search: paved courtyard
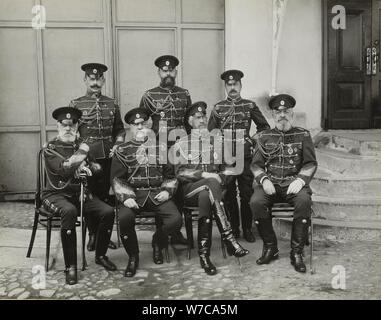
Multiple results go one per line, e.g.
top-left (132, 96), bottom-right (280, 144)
top-left (0, 201), bottom-right (380, 300)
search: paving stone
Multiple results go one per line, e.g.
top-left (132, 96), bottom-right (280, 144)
top-left (39, 289), bottom-right (56, 298)
top-left (8, 288), bottom-right (24, 298)
top-left (96, 288), bottom-right (121, 297)
top-left (7, 282), bottom-right (19, 291)
top-left (0, 287), bottom-right (7, 296)
top-left (17, 291), bottom-right (30, 300)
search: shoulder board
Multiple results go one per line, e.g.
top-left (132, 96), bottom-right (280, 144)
top-left (293, 126), bottom-right (310, 135)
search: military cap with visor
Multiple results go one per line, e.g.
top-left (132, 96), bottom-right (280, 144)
top-left (124, 107), bottom-right (150, 125)
top-left (268, 94), bottom-right (296, 111)
top-left (52, 106), bottom-right (82, 123)
top-left (154, 55), bottom-right (179, 71)
top-left (220, 69), bottom-right (244, 83)
top-left (81, 63), bottom-right (108, 77)
top-left (185, 101), bottom-right (207, 123)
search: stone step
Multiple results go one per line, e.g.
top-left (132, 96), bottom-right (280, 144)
top-left (311, 168), bottom-right (381, 197)
top-left (314, 130), bottom-right (381, 156)
top-left (315, 148), bottom-right (381, 176)
top-left (311, 195), bottom-right (381, 222)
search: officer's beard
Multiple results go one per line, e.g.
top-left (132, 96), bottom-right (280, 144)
top-left (276, 118), bottom-right (292, 132)
top-left (58, 131), bottom-right (77, 143)
top-left (160, 76), bottom-right (175, 88)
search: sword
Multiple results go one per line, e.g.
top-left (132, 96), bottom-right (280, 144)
top-left (79, 173), bottom-right (88, 271)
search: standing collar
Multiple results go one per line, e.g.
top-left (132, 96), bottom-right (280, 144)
top-left (226, 96), bottom-right (242, 103)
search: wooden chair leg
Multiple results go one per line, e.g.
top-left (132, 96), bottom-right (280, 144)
top-left (310, 217), bottom-right (314, 274)
top-left (221, 236), bottom-right (226, 259)
top-left (26, 211), bottom-right (40, 258)
top-left (45, 218), bottom-right (52, 272)
top-left (115, 209), bottom-right (121, 248)
top-left (183, 209), bottom-right (193, 260)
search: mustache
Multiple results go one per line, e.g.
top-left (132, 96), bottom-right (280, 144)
top-left (229, 90), bottom-right (238, 94)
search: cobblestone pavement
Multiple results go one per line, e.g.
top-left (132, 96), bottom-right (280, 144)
top-left (0, 201), bottom-right (380, 300)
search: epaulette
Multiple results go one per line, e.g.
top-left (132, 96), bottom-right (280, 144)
top-left (293, 126), bottom-right (310, 136)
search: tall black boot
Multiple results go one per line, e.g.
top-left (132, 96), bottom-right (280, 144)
top-left (254, 218), bottom-right (279, 265)
top-left (198, 217), bottom-right (217, 275)
top-left (120, 233), bottom-right (139, 277)
top-left (61, 229), bottom-right (77, 285)
top-left (152, 231), bottom-right (167, 264)
top-left (95, 224), bottom-right (117, 271)
top-left (212, 200), bottom-right (249, 258)
top-left (225, 197), bottom-right (240, 238)
top-left (290, 218), bottom-right (309, 273)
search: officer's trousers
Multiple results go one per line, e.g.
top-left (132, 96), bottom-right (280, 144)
top-left (183, 178), bottom-right (223, 219)
top-left (250, 184), bottom-right (313, 219)
top-left (42, 193), bottom-right (115, 230)
top-left (225, 158), bottom-right (254, 230)
top-left (118, 198), bottom-right (182, 254)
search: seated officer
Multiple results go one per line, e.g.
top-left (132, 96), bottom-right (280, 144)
top-left (41, 107), bottom-right (117, 285)
top-left (250, 94), bottom-right (318, 273)
top-left (110, 108), bottom-right (182, 277)
top-left (174, 102), bottom-right (249, 276)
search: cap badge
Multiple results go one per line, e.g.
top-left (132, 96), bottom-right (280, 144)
top-left (136, 113), bottom-right (140, 119)
top-left (93, 69), bottom-right (97, 74)
top-left (66, 113), bottom-right (71, 119)
top-left (165, 60), bottom-right (170, 66)
top-left (229, 75), bottom-right (233, 80)
top-left (280, 100), bottom-right (285, 105)
top-left (198, 107), bottom-right (203, 112)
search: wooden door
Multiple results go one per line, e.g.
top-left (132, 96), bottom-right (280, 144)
top-left (371, 0), bottom-right (381, 127)
top-left (326, 0), bottom-right (372, 129)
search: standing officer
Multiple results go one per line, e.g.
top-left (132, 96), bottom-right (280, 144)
top-left (70, 63), bottom-right (125, 250)
top-left (139, 55), bottom-right (192, 245)
top-left (175, 102), bottom-right (249, 276)
top-left (208, 70), bottom-right (270, 242)
top-left (110, 108), bottom-right (182, 277)
top-left (250, 94), bottom-right (317, 273)
top-left (41, 107), bottom-right (117, 285)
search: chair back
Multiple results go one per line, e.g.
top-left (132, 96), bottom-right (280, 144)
top-left (35, 148), bottom-right (46, 210)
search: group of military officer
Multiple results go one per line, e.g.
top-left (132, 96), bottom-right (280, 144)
top-left (40, 54), bottom-right (317, 285)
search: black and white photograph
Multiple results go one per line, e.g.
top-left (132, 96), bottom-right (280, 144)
top-left (0, 0), bottom-right (380, 305)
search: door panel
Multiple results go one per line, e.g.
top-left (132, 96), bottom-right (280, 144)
top-left (42, 28), bottom-right (105, 125)
top-left (0, 28), bottom-right (39, 126)
top-left (371, 0), bottom-right (381, 127)
top-left (182, 29), bottom-right (225, 112)
top-left (115, 29), bottom-right (175, 115)
top-left (327, 0), bottom-right (372, 129)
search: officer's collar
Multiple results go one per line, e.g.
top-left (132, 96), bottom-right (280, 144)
top-left (227, 96), bottom-right (242, 103)
top-left (86, 91), bottom-right (102, 99)
top-left (131, 135), bottom-right (149, 145)
top-left (274, 125), bottom-right (294, 134)
top-left (158, 84), bottom-right (176, 91)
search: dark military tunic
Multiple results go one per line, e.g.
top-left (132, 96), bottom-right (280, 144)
top-left (250, 127), bottom-right (318, 219)
top-left (41, 137), bottom-right (115, 237)
top-left (208, 96), bottom-right (270, 158)
top-left (70, 93), bottom-right (125, 202)
top-left (139, 86), bottom-right (192, 135)
top-left (70, 94), bottom-right (125, 160)
top-left (208, 96), bottom-right (270, 231)
top-left (110, 138), bottom-right (182, 253)
top-left (174, 132), bottom-right (230, 218)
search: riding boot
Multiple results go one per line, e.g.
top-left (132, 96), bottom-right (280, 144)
top-left (198, 217), bottom-right (217, 275)
top-left (61, 229), bottom-right (77, 285)
top-left (212, 200), bottom-right (249, 258)
top-left (152, 231), bottom-right (167, 264)
top-left (254, 218), bottom-right (279, 265)
top-left (225, 197), bottom-right (240, 238)
top-left (95, 225), bottom-right (117, 271)
top-left (120, 233), bottom-right (139, 277)
top-left (290, 218), bottom-right (309, 273)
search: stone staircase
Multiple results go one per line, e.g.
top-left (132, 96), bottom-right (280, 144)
top-left (278, 130), bottom-right (381, 241)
